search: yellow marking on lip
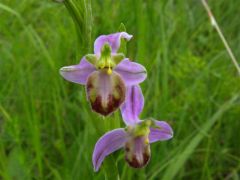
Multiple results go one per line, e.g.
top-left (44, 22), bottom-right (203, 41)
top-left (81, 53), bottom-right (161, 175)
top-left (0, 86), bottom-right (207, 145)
top-left (107, 66), bottom-right (112, 75)
top-left (145, 138), bottom-right (149, 145)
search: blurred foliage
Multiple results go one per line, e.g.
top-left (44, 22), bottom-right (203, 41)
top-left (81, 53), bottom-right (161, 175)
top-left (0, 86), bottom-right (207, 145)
top-left (0, 0), bottom-right (240, 179)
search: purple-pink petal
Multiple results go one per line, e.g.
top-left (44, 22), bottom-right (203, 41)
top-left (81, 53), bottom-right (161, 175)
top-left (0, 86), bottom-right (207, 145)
top-left (60, 57), bottom-right (96, 85)
top-left (149, 120), bottom-right (173, 143)
top-left (92, 128), bottom-right (127, 172)
top-left (94, 32), bottom-right (133, 54)
top-left (121, 85), bottom-right (143, 125)
top-left (114, 59), bottom-right (147, 86)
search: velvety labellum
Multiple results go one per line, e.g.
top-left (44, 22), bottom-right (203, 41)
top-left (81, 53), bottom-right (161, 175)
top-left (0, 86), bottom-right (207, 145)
top-left (86, 70), bottom-right (126, 116)
top-left (125, 136), bottom-right (151, 168)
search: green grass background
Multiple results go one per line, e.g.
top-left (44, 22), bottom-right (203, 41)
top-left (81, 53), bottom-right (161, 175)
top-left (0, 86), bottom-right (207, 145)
top-left (0, 0), bottom-right (240, 179)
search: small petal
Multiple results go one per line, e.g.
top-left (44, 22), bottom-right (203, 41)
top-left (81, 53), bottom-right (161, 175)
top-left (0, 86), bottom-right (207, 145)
top-left (94, 32), bottom-right (133, 54)
top-left (121, 85), bottom-right (143, 125)
top-left (93, 128), bottom-right (127, 172)
top-left (149, 121), bottom-right (173, 143)
top-left (125, 136), bottom-right (150, 168)
top-left (86, 70), bottom-right (126, 116)
top-left (112, 53), bottom-right (125, 64)
top-left (114, 59), bottom-right (147, 86)
top-left (60, 57), bottom-right (96, 85)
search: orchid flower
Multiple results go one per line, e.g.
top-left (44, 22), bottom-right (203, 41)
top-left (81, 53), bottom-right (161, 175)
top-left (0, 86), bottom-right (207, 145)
top-left (60, 32), bottom-right (147, 116)
top-left (92, 85), bottom-right (173, 171)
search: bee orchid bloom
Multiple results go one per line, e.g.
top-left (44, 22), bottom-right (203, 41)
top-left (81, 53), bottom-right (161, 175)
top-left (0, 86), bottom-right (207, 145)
top-left (60, 32), bottom-right (147, 116)
top-left (92, 86), bottom-right (173, 171)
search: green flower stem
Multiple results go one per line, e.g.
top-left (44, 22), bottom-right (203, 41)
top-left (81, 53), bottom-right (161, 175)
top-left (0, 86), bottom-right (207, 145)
top-left (63, 0), bottom-right (92, 56)
top-left (102, 115), bottom-right (121, 179)
top-left (103, 155), bottom-right (120, 180)
top-left (97, 27), bottom-right (127, 176)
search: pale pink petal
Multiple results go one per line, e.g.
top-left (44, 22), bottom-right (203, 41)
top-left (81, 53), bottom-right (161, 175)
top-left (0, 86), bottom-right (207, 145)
top-left (92, 128), bottom-right (127, 172)
top-left (60, 57), bottom-right (96, 85)
top-left (94, 32), bottom-right (132, 54)
top-left (121, 85), bottom-right (143, 125)
top-left (149, 121), bottom-right (173, 143)
top-left (114, 59), bottom-right (147, 86)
